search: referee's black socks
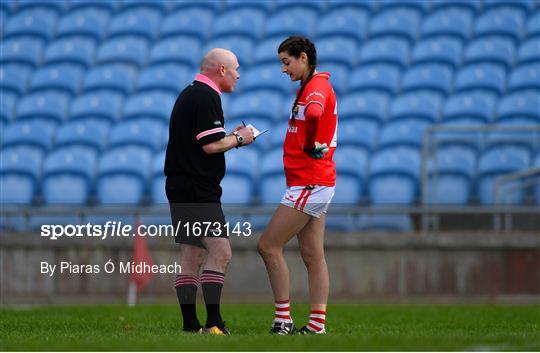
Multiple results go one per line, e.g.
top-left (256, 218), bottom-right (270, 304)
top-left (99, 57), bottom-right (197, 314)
top-left (201, 270), bottom-right (225, 328)
top-left (175, 274), bottom-right (201, 331)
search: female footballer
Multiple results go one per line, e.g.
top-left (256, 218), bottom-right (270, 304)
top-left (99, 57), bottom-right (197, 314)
top-left (257, 36), bottom-right (337, 335)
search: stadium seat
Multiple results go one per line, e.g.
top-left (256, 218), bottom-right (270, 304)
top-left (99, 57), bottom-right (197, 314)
top-left (526, 10), bottom-right (540, 38)
top-left (150, 149), bottom-right (166, 204)
top-left (401, 63), bottom-right (453, 96)
top-left (430, 0), bottom-right (481, 14)
top-left (359, 37), bottom-right (410, 69)
top-left (265, 8), bottom-right (317, 40)
top-left (333, 146), bottom-right (369, 204)
top-left (327, 0), bottom-right (378, 12)
top-left (443, 91), bottom-right (497, 124)
top-left (212, 8), bottom-right (265, 41)
top-left (317, 37), bottom-right (357, 68)
top-left (109, 119), bottom-right (163, 153)
top-left (379, 119), bottom-right (430, 149)
top-left (317, 63), bottom-right (348, 96)
top-left (54, 120), bottom-right (109, 154)
top-left (496, 90), bottom-right (540, 123)
top-left (357, 214), bottom-right (413, 232)
top-left (122, 91), bottom-right (176, 124)
top-left (225, 0), bottom-right (274, 12)
top-left (0, 63), bottom-right (31, 96)
top-left (339, 119), bottom-right (379, 152)
top-left (411, 37), bottom-right (463, 69)
top-left (0, 8), bottom-right (6, 37)
top-left (368, 8), bottom-right (421, 44)
top-left (421, 8), bottom-right (473, 42)
top-left (486, 120), bottom-right (540, 152)
top-left (508, 63), bottom-right (540, 91)
top-left (28, 64), bottom-right (84, 96)
top-left (483, 0), bottom-right (536, 13)
top-left (1, 120), bottom-right (54, 154)
top-left (0, 92), bottom-right (17, 123)
top-left (325, 214), bottom-right (358, 232)
top-left (108, 8), bottom-right (161, 41)
top-left (318, 7), bottom-right (368, 41)
top-left (0, 37), bottom-right (44, 68)
top-left (475, 8), bottom-right (525, 43)
top-left (120, 0), bottom-right (170, 12)
top-left (368, 146), bottom-right (421, 204)
top-left (455, 64), bottom-right (507, 96)
top-left (44, 37), bottom-right (96, 68)
top-left (69, 91), bottom-right (124, 123)
top-left (83, 64), bottom-right (137, 95)
top-left (96, 148), bottom-right (151, 204)
top-left (0, 148), bottom-right (41, 204)
top-left (203, 36), bottom-right (254, 67)
top-left (536, 152), bottom-right (540, 204)
top-left (68, 0), bottom-right (119, 12)
top-left (477, 146), bottom-right (532, 204)
top-left (96, 36), bottom-right (148, 68)
top-left (389, 91), bottom-right (443, 123)
top-left (221, 148), bottom-right (259, 204)
top-left (267, 121), bottom-right (289, 150)
top-left (464, 36), bottom-right (515, 70)
top-left (349, 64), bottom-right (400, 95)
top-left (274, 0), bottom-right (326, 12)
top-left (254, 37), bottom-right (285, 65)
top-left (41, 149), bottom-right (96, 204)
top-left (340, 91), bottom-right (389, 124)
top-left (260, 149), bottom-right (286, 204)
top-left (517, 37), bottom-right (540, 64)
top-left (379, 0), bottom-right (430, 13)
top-left (15, 0), bottom-right (67, 13)
top-left (169, 0), bottom-right (222, 12)
top-left (16, 91), bottom-right (70, 125)
top-left (160, 8), bottom-right (213, 41)
top-left (230, 90), bottom-right (283, 123)
top-left (4, 8), bottom-right (57, 41)
top-left (148, 36), bottom-right (201, 67)
top-left (56, 8), bottom-right (110, 41)
top-left (239, 63), bottom-right (294, 96)
top-left (136, 64), bottom-right (191, 94)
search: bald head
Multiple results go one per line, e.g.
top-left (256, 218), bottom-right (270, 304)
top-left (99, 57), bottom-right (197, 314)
top-left (200, 48), bottom-right (240, 93)
top-left (201, 48), bottom-right (237, 73)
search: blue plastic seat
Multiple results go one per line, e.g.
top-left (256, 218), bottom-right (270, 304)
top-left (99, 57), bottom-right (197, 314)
top-left (464, 36), bottom-right (515, 70)
top-left (150, 149), bottom-right (166, 204)
top-left (379, 0), bottom-right (430, 13)
top-left (483, 0), bottom-right (536, 13)
top-left (359, 37), bottom-right (410, 69)
top-left (15, 0), bottom-right (67, 13)
top-left (254, 37), bottom-right (284, 65)
top-left (508, 63), bottom-right (540, 92)
top-left (443, 91), bottom-right (497, 124)
top-left (0, 64), bottom-right (31, 96)
top-left (349, 64), bottom-right (400, 95)
top-left (267, 121), bottom-right (289, 150)
top-left (401, 63), bottom-right (453, 96)
top-left (325, 214), bottom-right (358, 232)
top-left (368, 146), bottom-right (421, 204)
top-left (4, 8), bottom-right (57, 42)
top-left (44, 37), bottom-right (96, 68)
top-left (379, 119), bottom-right (430, 149)
top-left (477, 146), bottom-right (532, 204)
top-left (54, 120), bottom-right (109, 154)
top-left (412, 37), bottom-right (463, 69)
top-left (68, 0), bottom-right (118, 12)
top-left (123, 91), bottom-right (176, 124)
top-left (203, 36), bottom-right (254, 67)
top-left (536, 152), bottom-right (540, 204)
top-left (83, 64), bottom-right (137, 95)
top-left (2, 120), bottom-right (54, 154)
top-left (318, 7), bottom-right (368, 41)
top-left (149, 36), bottom-right (201, 67)
top-left (230, 90), bottom-right (283, 123)
top-left (16, 91), bottom-right (70, 125)
top-left (260, 149), bottom-right (286, 204)
top-left (527, 10), bottom-right (540, 38)
top-left (0, 8), bottom-right (6, 37)
top-left (265, 8), bottom-right (317, 39)
top-left (357, 214), bottom-right (413, 232)
top-left (169, 0), bottom-right (222, 12)
top-left (96, 148), bottom-right (151, 204)
top-left (327, 0), bottom-right (378, 12)
top-left (239, 63), bottom-right (294, 96)
top-left (317, 37), bottom-right (357, 68)
top-left (430, 0), bottom-right (481, 14)
top-left (275, 0), bottom-right (325, 12)
top-left (340, 91), bottom-right (389, 124)
top-left (421, 8), bottom-right (473, 42)
top-left (96, 36), bottom-right (148, 68)
top-left (160, 8), bottom-right (213, 41)
top-left (137, 64), bottom-right (191, 94)
top-left (318, 63), bottom-right (348, 96)
top-left (212, 8), bottom-right (265, 41)
top-left (496, 90), bottom-right (540, 123)
top-left (339, 119), bottom-right (379, 152)
top-left (109, 119), bottom-right (163, 154)
top-left (108, 8), bottom-right (161, 41)
top-left (120, 0), bottom-right (170, 12)
top-left (225, 0), bottom-right (274, 12)
top-left (56, 8), bottom-right (110, 42)
top-left (486, 120), bottom-right (540, 152)
top-left (455, 63), bottom-right (507, 96)
top-left (28, 64), bottom-right (84, 96)
top-left (369, 8), bottom-right (421, 44)
top-left (333, 146), bottom-right (368, 204)
top-left (41, 149), bottom-right (96, 204)
top-left (475, 8), bottom-right (525, 43)
top-left (0, 148), bottom-right (41, 204)
top-left (518, 37), bottom-right (540, 64)
top-left (0, 37), bottom-right (44, 68)
top-left (70, 91), bottom-right (124, 123)
top-left (389, 91), bottom-right (443, 123)
top-left (0, 92), bottom-right (17, 123)
top-left (221, 148), bottom-right (259, 204)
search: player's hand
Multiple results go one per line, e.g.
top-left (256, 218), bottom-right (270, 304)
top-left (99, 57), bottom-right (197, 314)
top-left (237, 126), bottom-right (255, 145)
top-left (304, 142), bottom-right (329, 159)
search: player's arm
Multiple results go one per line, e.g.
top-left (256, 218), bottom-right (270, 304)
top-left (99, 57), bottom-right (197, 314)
top-left (303, 103), bottom-right (323, 150)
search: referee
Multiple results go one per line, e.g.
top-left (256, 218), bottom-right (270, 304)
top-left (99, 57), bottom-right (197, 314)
top-left (164, 48), bottom-right (254, 335)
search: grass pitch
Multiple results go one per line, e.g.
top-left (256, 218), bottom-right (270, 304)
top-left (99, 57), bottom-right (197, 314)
top-left (1, 304), bottom-right (539, 351)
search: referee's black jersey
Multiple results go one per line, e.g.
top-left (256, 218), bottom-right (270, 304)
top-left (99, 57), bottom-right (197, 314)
top-left (164, 80), bottom-right (227, 183)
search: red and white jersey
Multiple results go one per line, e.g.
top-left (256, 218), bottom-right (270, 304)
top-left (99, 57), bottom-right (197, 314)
top-left (283, 72), bottom-right (337, 187)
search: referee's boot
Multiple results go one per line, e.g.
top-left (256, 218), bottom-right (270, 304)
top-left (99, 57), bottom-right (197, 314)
top-left (183, 321), bottom-right (203, 334)
top-left (298, 325), bottom-right (326, 335)
top-left (269, 320), bottom-right (295, 335)
top-left (204, 321), bottom-right (230, 335)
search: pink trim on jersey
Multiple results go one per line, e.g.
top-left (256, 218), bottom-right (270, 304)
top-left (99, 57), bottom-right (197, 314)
top-left (196, 127), bottom-right (226, 140)
top-left (194, 73), bottom-right (221, 95)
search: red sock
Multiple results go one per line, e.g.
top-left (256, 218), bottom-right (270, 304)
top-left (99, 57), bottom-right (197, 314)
top-left (274, 299), bottom-right (292, 323)
top-left (307, 310), bottom-right (326, 332)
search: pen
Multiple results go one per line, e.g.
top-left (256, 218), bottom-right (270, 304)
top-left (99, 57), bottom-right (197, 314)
top-left (242, 120), bottom-right (246, 127)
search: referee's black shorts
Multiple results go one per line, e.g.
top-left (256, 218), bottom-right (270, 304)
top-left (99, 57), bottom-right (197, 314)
top-left (165, 174), bottom-right (227, 248)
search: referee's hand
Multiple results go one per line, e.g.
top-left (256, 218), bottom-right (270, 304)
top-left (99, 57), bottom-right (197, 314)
top-left (237, 126), bottom-right (255, 145)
